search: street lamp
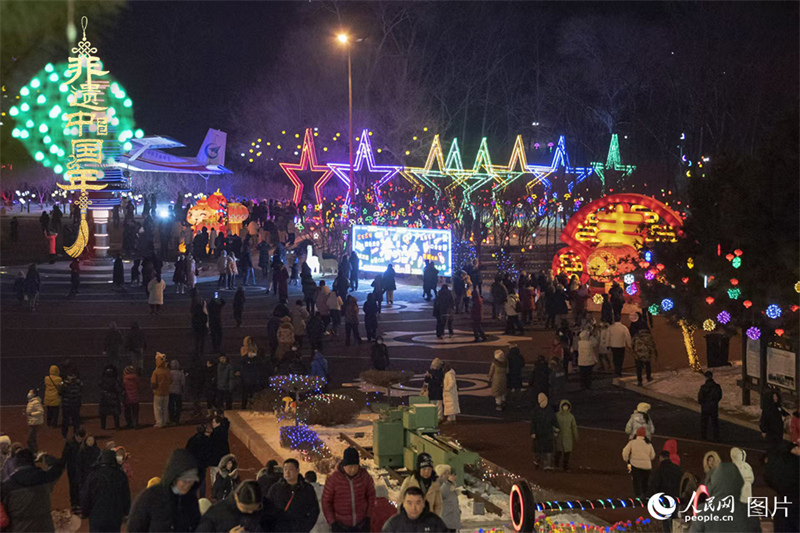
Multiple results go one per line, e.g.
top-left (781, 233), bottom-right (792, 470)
top-left (337, 33), bottom-right (355, 209)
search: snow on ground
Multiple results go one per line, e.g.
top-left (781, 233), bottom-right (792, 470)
top-left (643, 361), bottom-right (763, 424)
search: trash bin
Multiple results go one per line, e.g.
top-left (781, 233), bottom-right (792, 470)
top-left (705, 333), bottom-right (731, 367)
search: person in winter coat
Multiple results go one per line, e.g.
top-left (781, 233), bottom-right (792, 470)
top-left (697, 371), bottom-right (722, 442)
top-left (215, 355), bottom-right (235, 410)
top-left (382, 264), bottom-right (397, 305)
top-left (398, 453), bottom-right (443, 517)
top-left (60, 371), bottom-right (83, 438)
top-left (452, 269), bottom-right (466, 314)
top-left (292, 300), bottom-right (310, 347)
top-left (197, 480), bottom-right (267, 533)
top-left (127, 449), bottom-right (201, 533)
top-left (233, 287), bottom-right (246, 327)
top-left (316, 281), bottom-right (332, 328)
top-left (424, 359), bottom-right (446, 420)
top-left (470, 292), bottom-right (487, 342)
top-left (186, 424), bottom-right (214, 498)
top-left (690, 463), bottom-right (759, 533)
top-left (43, 365), bottom-right (62, 427)
top-left (307, 312), bottom-right (326, 353)
top-left (77, 435), bottom-right (101, 490)
top-left (555, 399), bottom-right (578, 471)
top-left (577, 328), bottom-right (599, 390)
top-left (431, 466), bottom-right (459, 531)
top-left (147, 274), bottom-right (166, 314)
top-left (433, 285), bottom-right (454, 339)
top-left (349, 252), bottom-right (360, 291)
top-left (333, 270), bottom-right (350, 300)
top-left (209, 414), bottom-right (231, 483)
top-left (240, 338), bottom-right (267, 409)
top-left (173, 255), bottom-right (188, 294)
top-left (0, 448), bottom-right (64, 532)
top-left (303, 471), bottom-right (328, 533)
top-left (80, 449), bottom-right (131, 532)
top-left (207, 295), bottom-right (226, 353)
top-left (528, 355), bottom-right (550, 401)
top-left (23, 264), bottom-right (41, 311)
top-left (257, 460), bottom-right (282, 498)
top-left (504, 290), bottom-right (525, 335)
top-left (344, 295), bottom-right (362, 346)
top-left (211, 454), bottom-right (240, 503)
top-left (647, 451), bottom-right (683, 532)
top-left (103, 322), bottom-right (125, 372)
top-left (363, 293), bottom-right (379, 341)
top-left (267, 458), bottom-right (320, 532)
top-left (61, 428), bottom-right (85, 510)
top-left (277, 316), bottom-right (296, 360)
top-left (625, 403), bottom-right (655, 440)
top-left (422, 260), bottom-right (439, 301)
top-left (506, 345), bottom-right (524, 393)
top-left (98, 365), bottom-right (122, 430)
top-left (226, 252), bottom-right (239, 290)
top-left (630, 313), bottom-right (657, 385)
top-left (622, 427), bottom-right (655, 498)
top-left (191, 297), bottom-right (209, 359)
top-left (442, 363), bottom-right (460, 423)
top-left (760, 389), bottom-right (789, 452)
top-left (371, 337), bottom-right (390, 370)
top-left (169, 360), bottom-right (187, 424)
top-left (276, 262), bottom-right (290, 300)
top-left (186, 255), bottom-right (197, 291)
top-left (321, 447), bottom-right (376, 531)
top-left (607, 319), bottom-right (631, 376)
top-left (122, 365), bottom-right (141, 429)
top-left (25, 390), bottom-right (44, 453)
top-left (125, 321), bottom-right (147, 374)
top-left (369, 485), bottom-right (396, 533)
top-left (382, 486), bottom-right (448, 533)
top-left (531, 393), bottom-right (558, 469)
top-left (151, 352), bottom-right (172, 428)
top-left (730, 447), bottom-right (754, 503)
top-left (764, 442), bottom-right (800, 533)
top-left (702, 450), bottom-right (722, 484)
top-left (371, 275), bottom-right (384, 314)
top-left (311, 350), bottom-right (329, 380)
top-left (662, 439), bottom-right (680, 466)
top-left (488, 350), bottom-right (508, 411)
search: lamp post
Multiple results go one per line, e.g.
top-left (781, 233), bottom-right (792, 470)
top-left (338, 33), bottom-right (355, 210)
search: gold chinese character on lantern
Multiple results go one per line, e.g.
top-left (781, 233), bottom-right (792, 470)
top-left (67, 139), bottom-right (104, 168)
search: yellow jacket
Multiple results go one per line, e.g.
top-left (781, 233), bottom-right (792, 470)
top-left (44, 366), bottom-right (63, 406)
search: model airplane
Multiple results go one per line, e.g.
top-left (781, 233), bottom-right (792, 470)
top-left (116, 128), bottom-right (232, 177)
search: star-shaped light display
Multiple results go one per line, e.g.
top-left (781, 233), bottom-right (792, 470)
top-left (279, 128), bottom-right (334, 205)
top-left (404, 135), bottom-right (466, 199)
top-left (327, 129), bottom-right (402, 207)
top-left (590, 134), bottom-right (636, 193)
top-left (526, 135), bottom-right (594, 194)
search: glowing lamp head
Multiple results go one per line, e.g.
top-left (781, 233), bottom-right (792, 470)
top-left (717, 311), bottom-right (731, 324)
top-left (774, 329), bottom-right (785, 337)
top-left (703, 319), bottom-right (716, 332)
top-left (743, 300), bottom-right (753, 309)
top-left (661, 298), bottom-right (674, 312)
top-left (705, 297), bottom-right (715, 305)
top-left (337, 33), bottom-right (349, 44)
top-left (765, 304), bottom-right (781, 319)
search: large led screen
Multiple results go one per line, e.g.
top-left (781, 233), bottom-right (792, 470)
top-left (351, 225), bottom-right (452, 277)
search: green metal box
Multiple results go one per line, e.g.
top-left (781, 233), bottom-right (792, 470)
top-left (402, 404), bottom-right (439, 432)
top-left (372, 419), bottom-right (404, 468)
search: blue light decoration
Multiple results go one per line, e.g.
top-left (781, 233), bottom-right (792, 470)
top-left (765, 304), bottom-right (782, 319)
top-left (351, 224), bottom-right (452, 276)
top-left (644, 250), bottom-right (653, 262)
top-left (279, 425), bottom-right (331, 461)
top-left (661, 298), bottom-right (674, 312)
top-left (746, 327), bottom-right (761, 340)
top-left (525, 135), bottom-right (594, 194)
top-left (327, 128), bottom-right (402, 207)
top-left (717, 311), bottom-right (731, 324)
top-left (623, 273), bottom-right (635, 285)
top-left (626, 283), bottom-right (638, 295)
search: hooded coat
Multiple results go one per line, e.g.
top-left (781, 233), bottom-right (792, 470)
top-left (555, 400), bottom-right (578, 453)
top-left (625, 407), bottom-right (655, 440)
top-left (622, 436), bottom-right (655, 470)
top-left (531, 394), bottom-right (558, 453)
top-left (321, 461), bottom-right (376, 527)
top-left (80, 449), bottom-right (131, 527)
top-left (25, 394), bottom-right (44, 426)
top-left (277, 317), bottom-right (296, 345)
top-left (211, 454), bottom-right (240, 503)
top-left (150, 353), bottom-right (171, 397)
top-left (169, 360), bottom-right (186, 395)
top-left (662, 439), bottom-right (680, 466)
top-left (147, 278), bottom-right (166, 305)
top-left (398, 471), bottom-right (442, 517)
top-left (424, 364), bottom-right (444, 401)
top-left (43, 366), bottom-right (62, 407)
top-left (127, 449), bottom-right (201, 533)
top-left (443, 368), bottom-right (460, 417)
top-left (730, 448), bottom-right (754, 502)
top-left (77, 438), bottom-right (101, 486)
top-left (0, 455), bottom-right (65, 532)
top-left (689, 463), bottom-right (759, 533)
top-left (488, 353), bottom-right (508, 397)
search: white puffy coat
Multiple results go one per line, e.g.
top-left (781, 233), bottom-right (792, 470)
top-left (443, 368), bottom-right (461, 416)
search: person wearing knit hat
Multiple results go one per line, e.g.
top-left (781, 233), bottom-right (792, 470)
top-left (622, 425), bottom-right (656, 498)
top-left (434, 464), bottom-right (461, 530)
top-left (625, 402), bottom-right (655, 441)
top-left (398, 453), bottom-right (443, 517)
top-left (321, 447), bottom-right (375, 530)
top-left (488, 350), bottom-right (508, 411)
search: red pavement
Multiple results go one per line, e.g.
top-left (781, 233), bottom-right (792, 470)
top-left (0, 404), bottom-right (264, 533)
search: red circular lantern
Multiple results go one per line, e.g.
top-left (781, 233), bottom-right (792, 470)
top-left (730, 278), bottom-right (739, 286)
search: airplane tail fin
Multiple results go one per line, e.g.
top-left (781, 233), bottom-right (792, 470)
top-left (196, 129), bottom-right (227, 167)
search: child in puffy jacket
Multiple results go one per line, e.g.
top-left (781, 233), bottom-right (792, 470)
top-left (26, 389), bottom-right (44, 453)
top-left (122, 366), bottom-right (141, 429)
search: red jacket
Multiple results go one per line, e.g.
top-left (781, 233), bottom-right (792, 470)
top-left (369, 498), bottom-right (397, 532)
top-left (322, 463), bottom-right (376, 527)
top-left (122, 372), bottom-right (140, 404)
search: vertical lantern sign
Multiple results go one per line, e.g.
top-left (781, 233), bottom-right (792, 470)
top-left (58, 17), bottom-right (119, 257)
